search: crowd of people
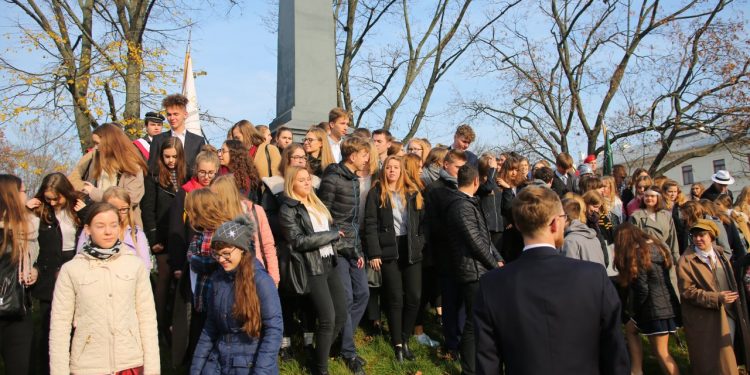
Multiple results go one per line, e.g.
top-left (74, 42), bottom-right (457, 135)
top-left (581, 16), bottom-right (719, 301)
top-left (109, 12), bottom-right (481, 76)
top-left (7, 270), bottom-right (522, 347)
top-left (1, 93), bottom-right (750, 375)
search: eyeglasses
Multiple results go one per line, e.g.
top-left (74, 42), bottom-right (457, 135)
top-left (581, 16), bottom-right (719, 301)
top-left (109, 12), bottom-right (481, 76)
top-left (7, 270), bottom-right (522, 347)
top-left (303, 138), bottom-right (319, 143)
top-left (549, 214), bottom-right (568, 226)
top-left (217, 149), bottom-right (229, 156)
top-left (212, 247), bottom-right (239, 261)
top-left (197, 170), bottom-right (216, 178)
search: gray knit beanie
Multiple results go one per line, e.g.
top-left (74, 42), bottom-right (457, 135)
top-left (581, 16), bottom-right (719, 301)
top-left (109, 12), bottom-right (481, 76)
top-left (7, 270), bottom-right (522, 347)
top-left (212, 214), bottom-right (256, 252)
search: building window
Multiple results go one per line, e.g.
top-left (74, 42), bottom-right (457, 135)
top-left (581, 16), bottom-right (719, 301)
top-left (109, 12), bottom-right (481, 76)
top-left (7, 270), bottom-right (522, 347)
top-left (682, 165), bottom-right (694, 185)
top-left (713, 159), bottom-right (726, 173)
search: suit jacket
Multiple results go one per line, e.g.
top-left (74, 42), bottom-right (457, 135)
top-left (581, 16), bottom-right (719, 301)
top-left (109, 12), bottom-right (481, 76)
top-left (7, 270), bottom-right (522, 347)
top-left (148, 131), bottom-right (205, 179)
top-left (473, 246), bottom-right (630, 375)
top-left (551, 171), bottom-right (576, 197)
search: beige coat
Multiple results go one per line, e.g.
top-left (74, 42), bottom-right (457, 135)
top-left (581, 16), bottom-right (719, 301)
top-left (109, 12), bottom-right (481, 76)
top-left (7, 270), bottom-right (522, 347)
top-left (254, 143), bottom-right (281, 178)
top-left (49, 251), bottom-right (159, 375)
top-left (68, 150), bottom-right (145, 226)
top-left (677, 246), bottom-right (750, 375)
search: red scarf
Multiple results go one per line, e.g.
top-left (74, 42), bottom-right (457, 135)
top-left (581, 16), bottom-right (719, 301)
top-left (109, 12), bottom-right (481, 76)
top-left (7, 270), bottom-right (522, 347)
top-left (248, 145), bottom-right (258, 158)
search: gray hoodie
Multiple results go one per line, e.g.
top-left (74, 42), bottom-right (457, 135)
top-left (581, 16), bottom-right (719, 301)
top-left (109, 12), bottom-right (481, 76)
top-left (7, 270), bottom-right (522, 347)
top-left (562, 220), bottom-right (606, 268)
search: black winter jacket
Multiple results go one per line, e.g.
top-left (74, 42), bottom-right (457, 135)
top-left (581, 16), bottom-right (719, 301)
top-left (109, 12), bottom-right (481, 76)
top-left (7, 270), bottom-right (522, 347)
top-left (31, 205), bottom-right (90, 301)
top-left (278, 195), bottom-right (341, 276)
top-left (629, 245), bottom-right (679, 323)
top-left (476, 168), bottom-right (504, 233)
top-left (424, 173), bottom-right (458, 272)
top-left (318, 162), bottom-right (362, 260)
top-left (167, 188), bottom-right (197, 271)
top-left (363, 183), bottom-right (425, 264)
top-left (141, 173), bottom-right (179, 248)
top-left (443, 189), bottom-right (503, 283)
top-left (308, 154), bottom-right (324, 177)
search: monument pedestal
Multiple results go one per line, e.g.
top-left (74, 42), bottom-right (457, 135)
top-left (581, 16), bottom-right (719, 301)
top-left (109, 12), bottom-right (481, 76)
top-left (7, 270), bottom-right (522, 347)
top-left (270, 0), bottom-right (337, 138)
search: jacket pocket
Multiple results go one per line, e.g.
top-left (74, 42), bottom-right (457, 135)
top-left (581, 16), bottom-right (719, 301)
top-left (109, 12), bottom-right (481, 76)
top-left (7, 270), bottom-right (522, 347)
top-left (74, 334), bottom-right (93, 362)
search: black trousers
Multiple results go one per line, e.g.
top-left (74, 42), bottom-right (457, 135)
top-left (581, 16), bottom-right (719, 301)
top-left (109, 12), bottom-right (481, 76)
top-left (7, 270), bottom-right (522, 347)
top-left (459, 281), bottom-right (480, 375)
top-left (415, 264), bottom-right (440, 326)
top-left (380, 256), bottom-right (421, 346)
top-left (0, 310), bottom-right (33, 375)
top-left (307, 257), bottom-right (347, 373)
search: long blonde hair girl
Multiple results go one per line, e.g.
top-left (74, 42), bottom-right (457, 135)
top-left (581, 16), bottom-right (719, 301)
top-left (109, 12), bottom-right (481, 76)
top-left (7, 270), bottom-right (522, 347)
top-left (210, 175), bottom-right (246, 219)
top-left (0, 175), bottom-right (31, 264)
top-left (284, 167), bottom-right (332, 223)
top-left (307, 127), bottom-right (335, 171)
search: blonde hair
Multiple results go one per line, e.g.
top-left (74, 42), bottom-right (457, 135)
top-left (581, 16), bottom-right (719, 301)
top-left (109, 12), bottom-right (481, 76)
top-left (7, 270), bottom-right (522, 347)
top-left (735, 186), bottom-right (750, 216)
top-left (600, 176), bottom-right (617, 214)
top-left (366, 140), bottom-right (379, 176)
top-left (563, 196), bottom-right (586, 223)
top-left (102, 187), bottom-right (138, 248)
top-left (512, 187), bottom-right (563, 237)
top-left (662, 179), bottom-right (687, 209)
top-left (284, 167), bottom-right (332, 223)
top-left (408, 138), bottom-right (431, 163)
top-left (307, 127), bottom-right (335, 170)
top-left (185, 188), bottom-right (231, 231)
top-left (210, 175), bottom-right (246, 219)
top-left (229, 120), bottom-right (266, 148)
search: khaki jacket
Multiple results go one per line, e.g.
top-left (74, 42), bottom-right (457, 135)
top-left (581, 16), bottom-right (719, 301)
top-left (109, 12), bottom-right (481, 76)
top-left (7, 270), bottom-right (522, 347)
top-left (677, 246), bottom-right (750, 375)
top-left (49, 251), bottom-right (159, 375)
top-left (254, 143), bottom-right (281, 178)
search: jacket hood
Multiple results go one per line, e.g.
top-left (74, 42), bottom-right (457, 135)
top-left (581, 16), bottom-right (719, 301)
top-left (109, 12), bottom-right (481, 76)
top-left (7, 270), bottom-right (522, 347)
top-left (324, 161), bottom-right (358, 180)
top-left (565, 220), bottom-right (597, 239)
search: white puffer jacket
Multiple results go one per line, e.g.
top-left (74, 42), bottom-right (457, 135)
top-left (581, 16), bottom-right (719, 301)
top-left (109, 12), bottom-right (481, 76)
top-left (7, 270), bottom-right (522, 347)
top-left (49, 250), bottom-right (159, 375)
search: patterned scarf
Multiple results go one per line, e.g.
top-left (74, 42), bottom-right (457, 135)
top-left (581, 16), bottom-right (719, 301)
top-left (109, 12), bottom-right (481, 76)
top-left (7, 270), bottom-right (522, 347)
top-left (82, 239), bottom-right (122, 260)
top-left (188, 230), bottom-right (216, 313)
top-left (169, 169), bottom-right (178, 193)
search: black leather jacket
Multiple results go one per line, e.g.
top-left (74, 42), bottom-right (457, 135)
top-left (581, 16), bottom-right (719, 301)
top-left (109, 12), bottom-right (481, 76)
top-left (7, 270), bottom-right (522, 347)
top-left (443, 188), bottom-right (503, 283)
top-left (278, 195), bottom-right (340, 276)
top-left (363, 183), bottom-right (425, 264)
top-left (629, 245), bottom-right (679, 323)
top-left (318, 162), bottom-right (362, 260)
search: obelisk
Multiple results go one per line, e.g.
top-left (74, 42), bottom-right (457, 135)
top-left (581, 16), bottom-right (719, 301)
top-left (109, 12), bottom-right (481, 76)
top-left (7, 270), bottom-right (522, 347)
top-left (270, 0), bottom-right (337, 137)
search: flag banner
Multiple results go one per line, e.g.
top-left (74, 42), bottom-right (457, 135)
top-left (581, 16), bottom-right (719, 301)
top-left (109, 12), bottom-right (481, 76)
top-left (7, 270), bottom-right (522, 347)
top-left (603, 130), bottom-right (613, 176)
top-left (182, 48), bottom-right (202, 136)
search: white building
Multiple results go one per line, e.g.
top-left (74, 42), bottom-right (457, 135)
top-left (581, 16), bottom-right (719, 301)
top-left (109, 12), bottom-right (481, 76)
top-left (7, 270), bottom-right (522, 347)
top-left (613, 130), bottom-right (749, 197)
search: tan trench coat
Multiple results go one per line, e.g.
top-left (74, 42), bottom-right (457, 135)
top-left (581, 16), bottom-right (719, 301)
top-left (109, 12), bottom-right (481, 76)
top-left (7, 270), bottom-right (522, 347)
top-left (677, 246), bottom-right (750, 375)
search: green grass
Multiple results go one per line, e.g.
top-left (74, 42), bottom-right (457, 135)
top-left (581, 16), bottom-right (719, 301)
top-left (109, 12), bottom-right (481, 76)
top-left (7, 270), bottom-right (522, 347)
top-left (6, 304), bottom-right (692, 374)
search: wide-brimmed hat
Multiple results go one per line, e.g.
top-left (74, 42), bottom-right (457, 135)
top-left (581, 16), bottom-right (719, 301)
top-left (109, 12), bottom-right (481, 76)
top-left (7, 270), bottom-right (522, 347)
top-left (711, 170), bottom-right (735, 185)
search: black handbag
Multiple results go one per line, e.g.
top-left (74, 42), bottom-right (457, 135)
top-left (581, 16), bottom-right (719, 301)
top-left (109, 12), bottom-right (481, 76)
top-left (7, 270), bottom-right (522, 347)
top-left (284, 250), bottom-right (309, 295)
top-left (0, 254), bottom-right (26, 317)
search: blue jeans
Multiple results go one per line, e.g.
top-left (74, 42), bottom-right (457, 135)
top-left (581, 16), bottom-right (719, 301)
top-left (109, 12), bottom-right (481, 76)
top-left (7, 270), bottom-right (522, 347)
top-left (335, 255), bottom-right (370, 358)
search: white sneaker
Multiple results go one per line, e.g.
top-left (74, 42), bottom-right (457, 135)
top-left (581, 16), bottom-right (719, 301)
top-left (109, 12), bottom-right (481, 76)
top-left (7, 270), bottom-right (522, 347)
top-left (415, 333), bottom-right (439, 348)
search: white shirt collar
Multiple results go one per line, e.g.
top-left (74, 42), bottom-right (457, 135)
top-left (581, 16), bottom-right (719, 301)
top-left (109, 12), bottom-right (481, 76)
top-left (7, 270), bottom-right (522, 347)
top-left (523, 243), bottom-right (557, 252)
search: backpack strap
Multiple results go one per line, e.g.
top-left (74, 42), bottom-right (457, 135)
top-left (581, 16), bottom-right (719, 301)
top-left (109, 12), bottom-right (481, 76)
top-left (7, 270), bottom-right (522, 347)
top-left (249, 201), bottom-right (269, 268)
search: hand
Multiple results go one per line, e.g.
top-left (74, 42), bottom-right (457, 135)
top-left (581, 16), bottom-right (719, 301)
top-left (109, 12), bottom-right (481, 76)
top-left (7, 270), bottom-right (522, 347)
top-left (23, 267), bottom-right (39, 286)
top-left (26, 198), bottom-right (42, 210)
top-left (339, 230), bottom-right (346, 238)
top-left (497, 261), bottom-right (505, 268)
top-left (496, 178), bottom-right (510, 189)
top-left (369, 258), bottom-right (382, 271)
top-left (356, 257), bottom-right (365, 269)
top-left (720, 291), bottom-right (739, 304)
top-left (73, 199), bottom-right (86, 212)
top-left (81, 182), bottom-right (95, 195)
top-left (173, 270), bottom-right (183, 279)
top-left (152, 243), bottom-right (164, 253)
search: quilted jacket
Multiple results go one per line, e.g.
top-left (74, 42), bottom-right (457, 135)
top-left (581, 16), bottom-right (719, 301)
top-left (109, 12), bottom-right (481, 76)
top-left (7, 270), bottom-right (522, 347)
top-left (49, 251), bottom-right (159, 375)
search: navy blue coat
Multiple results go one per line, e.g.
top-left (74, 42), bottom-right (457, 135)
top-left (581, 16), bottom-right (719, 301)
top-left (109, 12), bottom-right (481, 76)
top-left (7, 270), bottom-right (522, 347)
top-left (191, 258), bottom-right (283, 375)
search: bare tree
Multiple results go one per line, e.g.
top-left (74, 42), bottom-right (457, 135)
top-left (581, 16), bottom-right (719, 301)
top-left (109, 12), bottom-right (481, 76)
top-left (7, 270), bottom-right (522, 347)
top-left (335, 0), bottom-right (521, 141)
top-left (465, 0), bottom-right (748, 172)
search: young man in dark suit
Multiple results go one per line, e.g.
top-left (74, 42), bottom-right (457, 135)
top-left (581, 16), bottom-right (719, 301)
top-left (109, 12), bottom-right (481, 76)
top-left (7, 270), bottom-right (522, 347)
top-left (473, 186), bottom-right (629, 375)
top-left (148, 94), bottom-right (206, 178)
top-left (551, 152), bottom-right (576, 197)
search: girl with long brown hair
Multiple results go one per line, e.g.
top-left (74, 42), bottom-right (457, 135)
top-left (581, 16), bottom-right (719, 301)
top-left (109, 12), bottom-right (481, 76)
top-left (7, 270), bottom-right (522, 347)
top-left (614, 222), bottom-right (681, 375)
top-left (228, 119), bottom-right (281, 178)
top-left (72, 123), bottom-right (148, 225)
top-left (191, 215), bottom-right (283, 374)
top-left (0, 174), bottom-right (39, 374)
top-left (218, 139), bottom-right (263, 202)
top-left (363, 156), bottom-right (425, 361)
top-left (25, 172), bottom-right (89, 373)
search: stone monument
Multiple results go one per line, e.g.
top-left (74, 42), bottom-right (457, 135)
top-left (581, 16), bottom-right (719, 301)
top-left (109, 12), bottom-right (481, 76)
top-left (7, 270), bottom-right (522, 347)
top-left (270, 0), bottom-right (337, 137)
